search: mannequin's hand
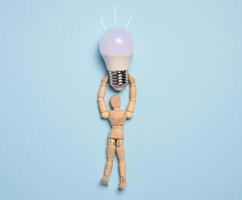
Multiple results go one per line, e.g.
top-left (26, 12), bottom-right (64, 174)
top-left (101, 75), bottom-right (109, 84)
top-left (128, 74), bottom-right (136, 84)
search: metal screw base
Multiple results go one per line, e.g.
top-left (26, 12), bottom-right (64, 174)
top-left (108, 70), bottom-right (128, 91)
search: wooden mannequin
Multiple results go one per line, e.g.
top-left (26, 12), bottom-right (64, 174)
top-left (98, 74), bottom-right (136, 190)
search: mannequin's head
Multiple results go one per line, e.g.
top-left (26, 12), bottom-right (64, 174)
top-left (110, 95), bottom-right (121, 109)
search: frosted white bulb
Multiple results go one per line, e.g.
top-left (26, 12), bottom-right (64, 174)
top-left (99, 27), bottom-right (135, 90)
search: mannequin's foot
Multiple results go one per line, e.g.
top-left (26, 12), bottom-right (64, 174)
top-left (118, 177), bottom-right (127, 190)
top-left (101, 176), bottom-right (109, 186)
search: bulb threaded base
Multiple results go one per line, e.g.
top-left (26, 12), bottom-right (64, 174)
top-left (108, 70), bottom-right (128, 91)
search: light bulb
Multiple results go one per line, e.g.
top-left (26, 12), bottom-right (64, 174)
top-left (99, 27), bottom-right (134, 91)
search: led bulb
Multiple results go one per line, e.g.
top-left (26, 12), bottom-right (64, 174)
top-left (99, 27), bottom-right (134, 91)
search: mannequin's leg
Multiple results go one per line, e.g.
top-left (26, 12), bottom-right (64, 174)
top-left (101, 139), bottom-right (116, 185)
top-left (116, 139), bottom-right (127, 190)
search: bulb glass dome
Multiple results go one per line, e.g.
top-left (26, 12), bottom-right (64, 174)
top-left (99, 27), bottom-right (134, 55)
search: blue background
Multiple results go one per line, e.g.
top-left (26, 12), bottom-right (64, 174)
top-left (0, 0), bottom-right (241, 199)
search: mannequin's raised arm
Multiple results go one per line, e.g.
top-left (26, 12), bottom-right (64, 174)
top-left (126, 74), bottom-right (136, 119)
top-left (98, 75), bottom-right (109, 118)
